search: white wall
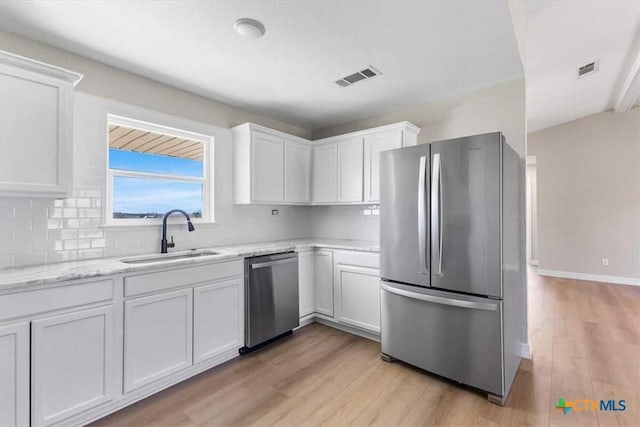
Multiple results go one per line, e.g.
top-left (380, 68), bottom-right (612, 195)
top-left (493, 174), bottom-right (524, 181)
top-left (528, 109), bottom-right (640, 281)
top-left (0, 93), bottom-right (311, 268)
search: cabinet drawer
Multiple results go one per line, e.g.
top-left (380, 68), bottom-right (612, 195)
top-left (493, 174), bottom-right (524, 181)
top-left (0, 279), bottom-right (114, 321)
top-left (124, 260), bottom-right (243, 297)
top-left (334, 250), bottom-right (379, 269)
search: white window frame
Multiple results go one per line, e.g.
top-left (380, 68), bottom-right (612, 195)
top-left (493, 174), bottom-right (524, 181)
top-left (105, 114), bottom-right (214, 226)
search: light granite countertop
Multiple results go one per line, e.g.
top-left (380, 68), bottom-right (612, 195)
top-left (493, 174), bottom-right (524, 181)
top-left (0, 238), bottom-right (379, 292)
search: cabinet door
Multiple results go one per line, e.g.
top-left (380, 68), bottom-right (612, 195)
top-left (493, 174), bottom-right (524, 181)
top-left (336, 265), bottom-right (381, 333)
top-left (312, 143), bottom-right (338, 203)
top-left (124, 288), bottom-right (193, 393)
top-left (193, 279), bottom-right (243, 364)
top-left (0, 60), bottom-right (74, 197)
top-left (284, 139), bottom-right (312, 203)
top-left (337, 137), bottom-right (364, 202)
top-left (31, 306), bottom-right (115, 426)
top-left (0, 323), bottom-right (29, 427)
top-left (364, 130), bottom-right (403, 203)
top-left (314, 250), bottom-right (334, 317)
top-left (298, 250), bottom-right (315, 317)
top-left (251, 131), bottom-right (284, 202)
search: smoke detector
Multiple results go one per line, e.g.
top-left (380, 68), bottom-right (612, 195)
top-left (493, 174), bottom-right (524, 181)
top-left (335, 66), bottom-right (382, 87)
top-left (233, 18), bottom-right (265, 39)
top-left (578, 61), bottom-right (599, 79)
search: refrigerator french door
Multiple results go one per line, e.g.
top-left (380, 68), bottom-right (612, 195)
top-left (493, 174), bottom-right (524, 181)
top-left (379, 132), bottom-right (519, 404)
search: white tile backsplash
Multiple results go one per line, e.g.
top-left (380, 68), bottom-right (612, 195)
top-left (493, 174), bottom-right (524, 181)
top-left (310, 205), bottom-right (379, 242)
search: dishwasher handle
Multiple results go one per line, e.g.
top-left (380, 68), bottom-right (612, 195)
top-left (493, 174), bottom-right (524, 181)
top-left (250, 257), bottom-right (298, 269)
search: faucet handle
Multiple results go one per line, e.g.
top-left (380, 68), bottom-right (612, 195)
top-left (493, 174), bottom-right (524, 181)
top-left (168, 235), bottom-right (175, 248)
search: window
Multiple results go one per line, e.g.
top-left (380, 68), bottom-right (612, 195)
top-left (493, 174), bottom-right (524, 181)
top-left (106, 115), bottom-right (213, 224)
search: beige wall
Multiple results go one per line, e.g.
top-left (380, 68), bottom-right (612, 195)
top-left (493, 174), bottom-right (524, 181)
top-left (313, 78), bottom-right (526, 157)
top-left (0, 31), bottom-right (311, 138)
top-left (528, 109), bottom-right (640, 279)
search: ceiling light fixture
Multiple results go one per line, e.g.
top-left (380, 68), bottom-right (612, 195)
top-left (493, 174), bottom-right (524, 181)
top-left (233, 18), bottom-right (265, 39)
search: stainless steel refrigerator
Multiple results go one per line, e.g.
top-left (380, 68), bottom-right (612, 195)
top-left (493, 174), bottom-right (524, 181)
top-left (379, 132), bottom-right (524, 405)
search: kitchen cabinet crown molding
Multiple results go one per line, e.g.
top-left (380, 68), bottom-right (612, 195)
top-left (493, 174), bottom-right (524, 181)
top-left (312, 121), bottom-right (420, 145)
top-left (233, 122), bottom-right (312, 145)
top-left (0, 50), bottom-right (84, 86)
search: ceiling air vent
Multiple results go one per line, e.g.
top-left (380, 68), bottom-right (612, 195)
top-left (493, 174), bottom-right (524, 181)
top-left (577, 61), bottom-right (599, 79)
top-left (335, 66), bottom-right (382, 87)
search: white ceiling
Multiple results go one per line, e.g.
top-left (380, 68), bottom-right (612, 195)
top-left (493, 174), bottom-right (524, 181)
top-left (0, 1), bottom-right (523, 131)
top-left (526, 0), bottom-right (640, 133)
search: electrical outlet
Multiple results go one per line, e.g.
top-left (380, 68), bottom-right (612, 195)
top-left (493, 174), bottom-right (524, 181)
top-left (602, 258), bottom-right (609, 266)
top-left (271, 209), bottom-right (279, 215)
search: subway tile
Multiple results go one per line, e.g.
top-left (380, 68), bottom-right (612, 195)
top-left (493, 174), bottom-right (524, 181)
top-left (91, 238), bottom-right (106, 248)
top-left (78, 248), bottom-right (103, 259)
top-left (63, 208), bottom-right (78, 218)
top-left (64, 219), bottom-right (80, 229)
top-left (60, 229), bottom-right (78, 240)
top-left (76, 198), bottom-right (92, 208)
top-left (61, 250), bottom-right (78, 261)
top-left (48, 207), bottom-right (63, 219)
top-left (79, 229), bottom-right (103, 239)
top-left (64, 240), bottom-right (78, 250)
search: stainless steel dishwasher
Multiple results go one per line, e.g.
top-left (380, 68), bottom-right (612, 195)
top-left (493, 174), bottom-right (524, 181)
top-left (240, 251), bottom-right (299, 354)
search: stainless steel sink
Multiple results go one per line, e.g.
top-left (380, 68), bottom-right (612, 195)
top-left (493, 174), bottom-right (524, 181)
top-left (121, 251), bottom-right (220, 264)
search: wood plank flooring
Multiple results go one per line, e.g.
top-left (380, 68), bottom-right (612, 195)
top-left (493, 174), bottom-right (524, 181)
top-left (91, 270), bottom-right (640, 426)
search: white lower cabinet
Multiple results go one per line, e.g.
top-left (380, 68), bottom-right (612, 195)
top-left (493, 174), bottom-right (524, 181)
top-left (298, 250), bottom-right (315, 318)
top-left (193, 279), bottom-right (243, 364)
top-left (0, 322), bottom-right (29, 427)
top-left (31, 305), bottom-right (115, 427)
top-left (124, 288), bottom-right (193, 393)
top-left (336, 264), bottom-right (381, 333)
top-left (314, 250), bottom-right (334, 317)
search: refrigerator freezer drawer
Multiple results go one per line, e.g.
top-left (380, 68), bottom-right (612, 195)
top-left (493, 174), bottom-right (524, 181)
top-left (381, 281), bottom-right (503, 396)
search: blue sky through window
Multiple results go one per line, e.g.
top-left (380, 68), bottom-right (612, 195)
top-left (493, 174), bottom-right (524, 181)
top-left (109, 149), bottom-right (204, 217)
top-left (109, 148), bottom-right (203, 177)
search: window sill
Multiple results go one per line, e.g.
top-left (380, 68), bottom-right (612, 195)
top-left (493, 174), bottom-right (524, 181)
top-left (100, 221), bottom-right (218, 231)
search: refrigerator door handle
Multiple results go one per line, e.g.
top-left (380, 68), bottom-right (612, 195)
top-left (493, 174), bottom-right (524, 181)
top-left (381, 283), bottom-right (498, 311)
top-left (418, 155), bottom-right (428, 274)
top-left (431, 153), bottom-right (443, 275)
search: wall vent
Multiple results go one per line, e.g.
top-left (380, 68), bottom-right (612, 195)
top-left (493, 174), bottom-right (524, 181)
top-left (578, 61), bottom-right (599, 78)
top-left (335, 66), bottom-right (382, 87)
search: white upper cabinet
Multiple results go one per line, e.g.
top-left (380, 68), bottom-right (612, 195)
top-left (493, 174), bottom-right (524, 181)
top-left (252, 131), bottom-right (285, 203)
top-left (233, 121), bottom-right (419, 205)
top-left (363, 129), bottom-right (404, 203)
top-left (337, 136), bottom-right (364, 203)
top-left (0, 51), bottom-right (82, 198)
top-left (232, 123), bottom-right (312, 204)
top-left (312, 143), bottom-right (338, 203)
top-left (284, 138), bottom-right (312, 203)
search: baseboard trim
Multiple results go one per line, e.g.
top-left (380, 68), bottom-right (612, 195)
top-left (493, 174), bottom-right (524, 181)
top-left (519, 342), bottom-right (532, 359)
top-left (536, 269), bottom-right (640, 287)
top-left (313, 316), bottom-right (381, 342)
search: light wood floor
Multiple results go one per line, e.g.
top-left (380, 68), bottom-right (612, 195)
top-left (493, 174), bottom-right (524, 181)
top-left (92, 271), bottom-right (640, 426)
